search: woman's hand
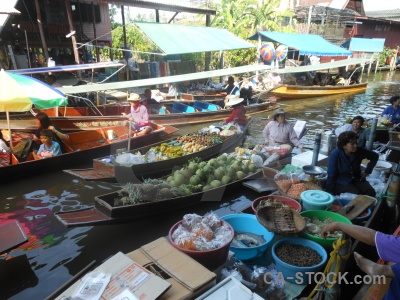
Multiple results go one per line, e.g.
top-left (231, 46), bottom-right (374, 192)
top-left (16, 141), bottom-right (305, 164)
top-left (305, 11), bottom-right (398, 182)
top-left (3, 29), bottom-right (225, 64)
top-left (320, 222), bottom-right (340, 239)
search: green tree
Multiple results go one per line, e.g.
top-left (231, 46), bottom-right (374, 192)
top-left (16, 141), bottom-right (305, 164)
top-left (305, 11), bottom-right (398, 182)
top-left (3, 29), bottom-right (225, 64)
top-left (210, 0), bottom-right (293, 68)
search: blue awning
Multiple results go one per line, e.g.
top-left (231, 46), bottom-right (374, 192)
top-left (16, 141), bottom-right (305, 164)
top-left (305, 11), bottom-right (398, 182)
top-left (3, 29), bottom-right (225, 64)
top-left (248, 32), bottom-right (352, 57)
top-left (341, 38), bottom-right (385, 53)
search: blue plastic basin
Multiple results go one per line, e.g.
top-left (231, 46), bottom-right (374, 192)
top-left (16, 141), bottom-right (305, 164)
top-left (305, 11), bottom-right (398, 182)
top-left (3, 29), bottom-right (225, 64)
top-left (221, 214), bottom-right (275, 260)
top-left (272, 238), bottom-right (328, 284)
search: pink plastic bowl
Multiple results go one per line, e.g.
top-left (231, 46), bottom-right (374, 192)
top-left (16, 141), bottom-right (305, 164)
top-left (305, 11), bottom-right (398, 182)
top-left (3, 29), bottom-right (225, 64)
top-left (252, 195), bottom-right (302, 214)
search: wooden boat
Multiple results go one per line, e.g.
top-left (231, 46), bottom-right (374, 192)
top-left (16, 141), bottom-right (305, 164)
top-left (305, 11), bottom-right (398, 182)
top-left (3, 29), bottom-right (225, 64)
top-left (36, 100), bottom-right (278, 127)
top-left (270, 83), bottom-right (368, 99)
top-left (0, 123), bottom-right (174, 183)
top-left (63, 118), bottom-right (254, 182)
top-left (54, 169), bottom-right (262, 227)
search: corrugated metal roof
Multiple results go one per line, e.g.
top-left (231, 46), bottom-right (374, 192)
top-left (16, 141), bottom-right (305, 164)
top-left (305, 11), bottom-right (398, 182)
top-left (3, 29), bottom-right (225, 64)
top-left (366, 9), bottom-right (400, 22)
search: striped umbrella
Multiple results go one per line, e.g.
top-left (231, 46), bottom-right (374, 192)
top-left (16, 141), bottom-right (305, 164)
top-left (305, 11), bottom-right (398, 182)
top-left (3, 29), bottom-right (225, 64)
top-left (260, 43), bottom-right (275, 63)
top-left (0, 70), bottom-right (67, 147)
top-left (276, 44), bottom-right (288, 62)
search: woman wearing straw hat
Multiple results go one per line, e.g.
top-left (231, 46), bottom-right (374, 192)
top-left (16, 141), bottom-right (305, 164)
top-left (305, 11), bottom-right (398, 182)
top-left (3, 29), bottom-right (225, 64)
top-left (125, 93), bottom-right (152, 136)
top-left (221, 95), bottom-right (247, 130)
top-left (262, 108), bottom-right (305, 156)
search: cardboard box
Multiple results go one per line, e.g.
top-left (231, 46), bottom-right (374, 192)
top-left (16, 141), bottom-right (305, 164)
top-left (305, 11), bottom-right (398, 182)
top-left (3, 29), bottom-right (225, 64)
top-left (56, 252), bottom-right (171, 300)
top-left (126, 237), bottom-right (217, 300)
top-left (291, 151), bottom-right (328, 168)
top-left (195, 276), bottom-right (263, 300)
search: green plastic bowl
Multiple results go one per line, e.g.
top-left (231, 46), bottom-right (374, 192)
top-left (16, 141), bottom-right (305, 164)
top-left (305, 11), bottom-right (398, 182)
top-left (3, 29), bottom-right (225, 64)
top-left (300, 210), bottom-right (352, 249)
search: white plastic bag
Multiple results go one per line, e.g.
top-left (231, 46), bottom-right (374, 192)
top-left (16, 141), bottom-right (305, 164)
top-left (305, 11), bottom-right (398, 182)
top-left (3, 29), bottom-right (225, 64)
top-left (115, 153), bottom-right (145, 166)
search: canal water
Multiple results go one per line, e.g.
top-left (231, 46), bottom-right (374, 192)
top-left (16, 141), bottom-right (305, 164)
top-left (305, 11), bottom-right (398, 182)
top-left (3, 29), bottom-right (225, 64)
top-left (1, 71), bottom-right (399, 299)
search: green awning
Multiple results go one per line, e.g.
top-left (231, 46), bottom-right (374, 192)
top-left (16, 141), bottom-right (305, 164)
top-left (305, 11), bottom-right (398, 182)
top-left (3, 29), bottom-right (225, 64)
top-left (135, 21), bottom-right (255, 55)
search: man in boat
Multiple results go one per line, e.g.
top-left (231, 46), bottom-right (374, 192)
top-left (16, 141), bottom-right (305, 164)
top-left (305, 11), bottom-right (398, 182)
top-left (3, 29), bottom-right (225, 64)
top-left (321, 223), bottom-right (400, 300)
top-left (335, 116), bottom-right (370, 148)
top-left (141, 89), bottom-right (163, 114)
top-left (268, 72), bottom-right (282, 87)
top-left (381, 95), bottom-right (400, 124)
top-left (239, 77), bottom-right (254, 105)
top-left (222, 76), bottom-right (240, 107)
top-left (124, 93), bottom-right (153, 136)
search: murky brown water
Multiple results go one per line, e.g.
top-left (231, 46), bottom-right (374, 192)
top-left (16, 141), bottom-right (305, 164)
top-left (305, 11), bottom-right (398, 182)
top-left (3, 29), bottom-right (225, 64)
top-left (1, 70), bottom-right (399, 299)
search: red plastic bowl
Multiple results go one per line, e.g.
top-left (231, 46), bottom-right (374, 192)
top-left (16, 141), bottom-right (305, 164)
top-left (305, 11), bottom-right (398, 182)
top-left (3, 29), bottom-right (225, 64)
top-left (252, 195), bottom-right (302, 214)
top-left (168, 219), bottom-right (234, 270)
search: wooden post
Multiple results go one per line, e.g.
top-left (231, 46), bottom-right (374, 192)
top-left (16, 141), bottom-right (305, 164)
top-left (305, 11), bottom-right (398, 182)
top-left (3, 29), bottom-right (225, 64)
top-left (65, 0), bottom-right (81, 79)
top-left (375, 53), bottom-right (379, 74)
top-left (34, 0), bottom-right (49, 61)
top-left (91, 3), bottom-right (100, 63)
top-left (204, 15), bottom-right (211, 72)
top-left (121, 6), bottom-right (129, 81)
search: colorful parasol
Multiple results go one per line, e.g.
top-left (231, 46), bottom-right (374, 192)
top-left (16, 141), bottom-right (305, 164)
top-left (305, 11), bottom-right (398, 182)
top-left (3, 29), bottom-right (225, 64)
top-left (260, 43), bottom-right (275, 63)
top-left (0, 70), bottom-right (67, 147)
top-left (275, 44), bottom-right (288, 62)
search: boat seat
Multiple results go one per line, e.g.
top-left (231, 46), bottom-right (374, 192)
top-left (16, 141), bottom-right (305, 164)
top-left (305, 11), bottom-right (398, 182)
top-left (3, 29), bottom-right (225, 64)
top-left (193, 101), bottom-right (219, 111)
top-left (171, 102), bottom-right (196, 113)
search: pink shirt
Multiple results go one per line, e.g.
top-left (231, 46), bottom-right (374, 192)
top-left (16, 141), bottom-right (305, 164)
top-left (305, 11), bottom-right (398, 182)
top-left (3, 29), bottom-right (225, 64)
top-left (128, 104), bottom-right (150, 127)
top-left (225, 105), bottom-right (247, 126)
top-left (262, 121), bottom-right (301, 147)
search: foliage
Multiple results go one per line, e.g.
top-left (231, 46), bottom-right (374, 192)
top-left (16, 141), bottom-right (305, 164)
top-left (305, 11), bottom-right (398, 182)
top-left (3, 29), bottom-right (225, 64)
top-left (379, 46), bottom-right (396, 66)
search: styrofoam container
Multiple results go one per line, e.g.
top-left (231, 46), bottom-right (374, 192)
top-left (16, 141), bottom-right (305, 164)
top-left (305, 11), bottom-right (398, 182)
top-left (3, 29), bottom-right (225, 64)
top-left (272, 238), bottom-right (328, 283)
top-left (221, 214), bottom-right (275, 260)
top-left (291, 151), bottom-right (328, 168)
top-left (301, 190), bottom-right (334, 211)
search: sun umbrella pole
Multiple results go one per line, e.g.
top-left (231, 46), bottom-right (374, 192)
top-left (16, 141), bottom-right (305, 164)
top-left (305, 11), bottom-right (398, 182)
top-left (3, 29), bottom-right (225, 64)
top-left (6, 111), bottom-right (12, 149)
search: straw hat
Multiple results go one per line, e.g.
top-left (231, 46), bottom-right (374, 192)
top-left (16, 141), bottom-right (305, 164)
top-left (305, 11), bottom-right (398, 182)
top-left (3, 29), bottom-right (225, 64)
top-left (225, 95), bottom-right (244, 107)
top-left (127, 93), bottom-right (141, 102)
top-left (270, 108), bottom-right (289, 119)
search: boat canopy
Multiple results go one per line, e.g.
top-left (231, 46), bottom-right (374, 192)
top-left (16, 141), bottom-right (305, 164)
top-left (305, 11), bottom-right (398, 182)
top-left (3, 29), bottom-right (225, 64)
top-left (341, 38), bottom-right (385, 53)
top-left (248, 32), bottom-right (352, 57)
top-left (6, 62), bottom-right (125, 75)
top-left (134, 21), bottom-right (255, 55)
top-left (273, 58), bottom-right (370, 74)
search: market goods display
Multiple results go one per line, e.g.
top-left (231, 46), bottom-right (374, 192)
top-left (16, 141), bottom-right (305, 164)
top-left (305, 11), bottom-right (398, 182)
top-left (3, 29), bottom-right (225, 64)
top-left (113, 148), bottom-right (262, 206)
top-left (256, 206), bottom-right (306, 234)
top-left (275, 243), bottom-right (322, 267)
top-left (274, 173), bottom-right (322, 200)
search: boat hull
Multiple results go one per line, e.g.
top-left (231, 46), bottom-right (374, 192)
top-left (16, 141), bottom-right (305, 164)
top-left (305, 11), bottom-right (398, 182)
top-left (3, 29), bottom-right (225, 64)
top-left (0, 123), bottom-right (170, 183)
top-left (271, 83), bottom-right (368, 99)
top-left (37, 102), bottom-right (278, 126)
top-left (54, 170), bottom-right (262, 227)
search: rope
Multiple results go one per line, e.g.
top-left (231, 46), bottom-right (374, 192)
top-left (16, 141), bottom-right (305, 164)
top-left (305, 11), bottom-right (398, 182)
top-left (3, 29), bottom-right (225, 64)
top-left (306, 235), bottom-right (351, 299)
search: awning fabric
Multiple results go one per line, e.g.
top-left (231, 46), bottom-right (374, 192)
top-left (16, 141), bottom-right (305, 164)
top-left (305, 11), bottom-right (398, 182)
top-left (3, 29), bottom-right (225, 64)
top-left (58, 58), bottom-right (370, 94)
top-left (341, 38), bottom-right (385, 53)
top-left (273, 58), bottom-right (370, 74)
top-left (248, 31), bottom-right (352, 57)
top-left (6, 62), bottom-right (125, 75)
top-left (134, 21), bottom-right (255, 55)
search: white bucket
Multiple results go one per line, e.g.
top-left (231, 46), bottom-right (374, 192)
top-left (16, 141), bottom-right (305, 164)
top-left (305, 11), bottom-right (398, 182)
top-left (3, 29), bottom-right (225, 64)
top-left (107, 130), bottom-right (115, 140)
top-left (370, 161), bottom-right (392, 179)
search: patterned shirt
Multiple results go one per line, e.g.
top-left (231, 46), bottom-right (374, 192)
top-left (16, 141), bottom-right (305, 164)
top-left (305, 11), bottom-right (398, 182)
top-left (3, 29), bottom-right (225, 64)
top-left (128, 104), bottom-right (150, 127)
top-left (262, 121), bottom-right (301, 147)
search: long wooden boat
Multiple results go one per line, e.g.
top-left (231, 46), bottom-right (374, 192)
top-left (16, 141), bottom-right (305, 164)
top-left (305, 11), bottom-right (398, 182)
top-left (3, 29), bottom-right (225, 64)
top-left (0, 123), bottom-right (173, 183)
top-left (271, 83), bottom-right (368, 99)
top-left (36, 100), bottom-right (278, 127)
top-left (54, 169), bottom-right (262, 227)
top-left (63, 118), bottom-right (253, 182)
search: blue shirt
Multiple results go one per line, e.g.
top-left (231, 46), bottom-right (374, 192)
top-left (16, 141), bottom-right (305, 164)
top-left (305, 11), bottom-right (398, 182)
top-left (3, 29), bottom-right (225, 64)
top-left (381, 105), bottom-right (400, 124)
top-left (37, 141), bottom-right (62, 158)
top-left (326, 147), bottom-right (378, 193)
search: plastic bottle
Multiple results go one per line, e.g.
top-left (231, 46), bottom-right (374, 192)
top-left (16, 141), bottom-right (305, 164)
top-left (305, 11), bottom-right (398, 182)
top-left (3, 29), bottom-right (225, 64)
top-left (379, 171), bottom-right (386, 183)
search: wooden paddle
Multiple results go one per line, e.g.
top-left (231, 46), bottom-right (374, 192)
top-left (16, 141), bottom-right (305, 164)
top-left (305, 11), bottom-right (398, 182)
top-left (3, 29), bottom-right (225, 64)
top-left (335, 195), bottom-right (376, 221)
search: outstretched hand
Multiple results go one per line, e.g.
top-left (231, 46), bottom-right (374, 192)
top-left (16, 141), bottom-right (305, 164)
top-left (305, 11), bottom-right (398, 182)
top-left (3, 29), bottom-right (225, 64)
top-left (320, 222), bottom-right (339, 239)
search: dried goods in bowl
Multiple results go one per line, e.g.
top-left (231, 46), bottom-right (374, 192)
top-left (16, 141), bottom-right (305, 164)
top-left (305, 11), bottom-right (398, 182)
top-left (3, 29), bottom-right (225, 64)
top-left (251, 195), bottom-right (302, 214)
top-left (274, 174), bottom-right (321, 200)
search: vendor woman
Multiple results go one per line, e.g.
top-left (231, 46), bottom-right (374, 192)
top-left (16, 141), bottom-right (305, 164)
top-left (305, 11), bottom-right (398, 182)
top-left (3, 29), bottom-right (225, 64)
top-left (326, 131), bottom-right (378, 197)
top-left (381, 95), bottom-right (400, 124)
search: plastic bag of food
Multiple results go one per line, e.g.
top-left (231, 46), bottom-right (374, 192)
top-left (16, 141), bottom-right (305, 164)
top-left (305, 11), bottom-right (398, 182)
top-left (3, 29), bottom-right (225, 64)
top-left (115, 153), bottom-right (145, 166)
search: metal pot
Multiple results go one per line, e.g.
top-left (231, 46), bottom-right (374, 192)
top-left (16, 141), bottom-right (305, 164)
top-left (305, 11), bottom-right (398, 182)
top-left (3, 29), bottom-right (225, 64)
top-left (302, 165), bottom-right (324, 176)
